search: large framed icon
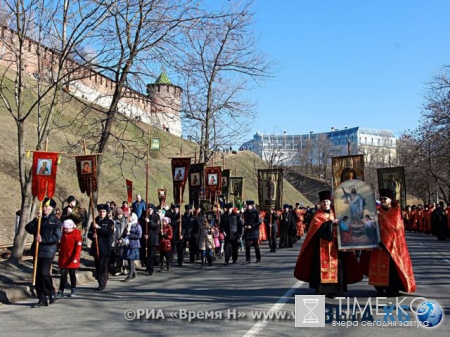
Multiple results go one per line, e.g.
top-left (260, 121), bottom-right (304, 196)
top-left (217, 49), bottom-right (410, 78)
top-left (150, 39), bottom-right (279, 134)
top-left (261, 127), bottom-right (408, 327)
top-left (334, 179), bottom-right (380, 250)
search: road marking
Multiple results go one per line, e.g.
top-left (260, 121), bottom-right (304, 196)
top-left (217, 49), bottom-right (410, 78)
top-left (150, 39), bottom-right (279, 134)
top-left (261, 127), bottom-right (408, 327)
top-left (243, 280), bottom-right (304, 337)
top-left (418, 243), bottom-right (423, 246)
top-left (444, 259), bottom-right (450, 264)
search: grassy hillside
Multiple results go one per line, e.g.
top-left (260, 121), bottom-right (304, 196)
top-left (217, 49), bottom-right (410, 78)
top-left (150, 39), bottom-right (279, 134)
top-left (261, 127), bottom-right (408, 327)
top-left (0, 68), bottom-right (311, 246)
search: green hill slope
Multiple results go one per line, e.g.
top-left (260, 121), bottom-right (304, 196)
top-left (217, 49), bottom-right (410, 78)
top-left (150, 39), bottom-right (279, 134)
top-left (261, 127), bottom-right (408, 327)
top-left (0, 69), bottom-right (311, 246)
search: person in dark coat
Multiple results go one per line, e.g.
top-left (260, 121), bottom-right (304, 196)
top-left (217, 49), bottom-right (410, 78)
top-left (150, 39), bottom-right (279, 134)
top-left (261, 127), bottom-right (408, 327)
top-left (243, 200), bottom-right (262, 264)
top-left (170, 204), bottom-right (186, 266)
top-left (432, 201), bottom-right (448, 240)
top-left (88, 204), bottom-right (115, 291)
top-left (119, 212), bottom-right (142, 282)
top-left (220, 203), bottom-right (243, 265)
top-left (143, 204), bottom-right (161, 275)
top-left (264, 208), bottom-right (279, 252)
top-left (279, 204), bottom-right (296, 248)
top-left (25, 197), bottom-right (62, 308)
top-left (183, 204), bottom-right (199, 263)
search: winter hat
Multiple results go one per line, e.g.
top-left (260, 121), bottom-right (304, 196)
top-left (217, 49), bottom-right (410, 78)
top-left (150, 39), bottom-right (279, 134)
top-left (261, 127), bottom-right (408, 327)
top-left (62, 219), bottom-right (76, 229)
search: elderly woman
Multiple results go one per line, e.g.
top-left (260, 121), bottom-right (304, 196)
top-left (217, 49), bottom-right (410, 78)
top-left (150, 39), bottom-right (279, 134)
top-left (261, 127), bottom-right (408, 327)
top-left (159, 217), bottom-right (173, 272)
top-left (198, 217), bottom-right (215, 267)
top-left (119, 212), bottom-right (142, 282)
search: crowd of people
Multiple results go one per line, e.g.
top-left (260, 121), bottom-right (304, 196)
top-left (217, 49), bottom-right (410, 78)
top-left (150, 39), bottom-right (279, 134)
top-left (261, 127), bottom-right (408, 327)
top-left (25, 188), bottom-right (438, 308)
top-left (402, 202), bottom-right (450, 240)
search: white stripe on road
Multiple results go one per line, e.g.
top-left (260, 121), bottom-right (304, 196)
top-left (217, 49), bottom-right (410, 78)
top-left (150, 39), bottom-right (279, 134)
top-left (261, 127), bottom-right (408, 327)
top-left (444, 259), bottom-right (450, 264)
top-left (418, 243), bottom-right (423, 246)
top-left (243, 281), bottom-right (304, 337)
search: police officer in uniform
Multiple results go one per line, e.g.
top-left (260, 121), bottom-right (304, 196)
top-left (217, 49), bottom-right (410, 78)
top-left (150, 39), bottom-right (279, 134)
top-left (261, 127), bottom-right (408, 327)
top-left (88, 204), bottom-right (115, 290)
top-left (26, 198), bottom-right (62, 308)
top-left (243, 200), bottom-right (262, 264)
top-left (221, 203), bottom-right (243, 265)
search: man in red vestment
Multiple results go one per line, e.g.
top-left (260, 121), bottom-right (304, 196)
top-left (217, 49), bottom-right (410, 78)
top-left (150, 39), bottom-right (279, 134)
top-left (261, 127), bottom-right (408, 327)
top-left (294, 191), bottom-right (363, 299)
top-left (361, 189), bottom-right (416, 296)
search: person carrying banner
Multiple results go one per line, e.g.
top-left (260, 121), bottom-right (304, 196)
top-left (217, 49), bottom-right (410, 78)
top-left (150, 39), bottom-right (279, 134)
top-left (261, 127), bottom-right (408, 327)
top-left (361, 189), bottom-right (416, 296)
top-left (25, 198), bottom-right (62, 308)
top-left (263, 208), bottom-right (278, 253)
top-left (279, 204), bottom-right (296, 248)
top-left (294, 191), bottom-right (363, 299)
top-left (88, 204), bottom-right (115, 291)
top-left (183, 204), bottom-right (199, 263)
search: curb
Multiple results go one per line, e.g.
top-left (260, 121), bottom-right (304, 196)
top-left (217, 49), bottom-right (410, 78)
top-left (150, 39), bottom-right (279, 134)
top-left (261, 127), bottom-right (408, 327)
top-left (0, 270), bottom-right (95, 304)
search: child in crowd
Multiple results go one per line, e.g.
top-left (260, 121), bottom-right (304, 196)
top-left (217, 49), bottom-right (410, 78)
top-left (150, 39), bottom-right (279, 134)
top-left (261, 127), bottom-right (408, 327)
top-left (57, 219), bottom-right (82, 298)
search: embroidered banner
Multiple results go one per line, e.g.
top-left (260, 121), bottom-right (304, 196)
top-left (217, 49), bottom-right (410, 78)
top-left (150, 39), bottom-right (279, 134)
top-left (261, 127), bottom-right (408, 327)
top-left (229, 177), bottom-right (244, 208)
top-left (32, 151), bottom-right (60, 201)
top-left (126, 179), bottom-right (133, 203)
top-left (205, 166), bottom-right (222, 198)
top-left (188, 163), bottom-right (204, 208)
top-left (377, 166), bottom-right (406, 209)
top-left (75, 155), bottom-right (98, 196)
top-left (171, 157), bottom-right (192, 204)
top-left (257, 169), bottom-right (283, 211)
top-left (221, 169), bottom-right (230, 202)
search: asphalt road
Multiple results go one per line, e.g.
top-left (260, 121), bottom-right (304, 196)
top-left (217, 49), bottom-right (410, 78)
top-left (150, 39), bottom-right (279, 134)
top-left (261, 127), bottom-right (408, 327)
top-left (1, 232), bottom-right (449, 337)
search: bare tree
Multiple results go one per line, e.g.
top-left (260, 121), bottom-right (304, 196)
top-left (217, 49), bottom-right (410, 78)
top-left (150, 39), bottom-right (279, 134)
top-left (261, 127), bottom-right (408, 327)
top-left (175, 0), bottom-right (274, 163)
top-left (0, 0), bottom-right (108, 261)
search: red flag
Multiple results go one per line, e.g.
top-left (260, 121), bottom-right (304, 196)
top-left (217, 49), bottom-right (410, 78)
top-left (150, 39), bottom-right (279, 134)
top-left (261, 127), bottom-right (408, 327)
top-left (126, 179), bottom-right (133, 203)
top-left (32, 152), bottom-right (60, 201)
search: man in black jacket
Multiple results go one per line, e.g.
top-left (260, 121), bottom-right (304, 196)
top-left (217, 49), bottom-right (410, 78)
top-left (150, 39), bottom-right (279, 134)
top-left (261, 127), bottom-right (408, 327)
top-left (243, 200), bottom-right (262, 264)
top-left (25, 197), bottom-right (62, 308)
top-left (88, 204), bottom-right (115, 291)
top-left (170, 204), bottom-right (186, 266)
top-left (221, 203), bottom-right (243, 265)
top-left (143, 204), bottom-right (161, 275)
top-left (183, 204), bottom-right (199, 263)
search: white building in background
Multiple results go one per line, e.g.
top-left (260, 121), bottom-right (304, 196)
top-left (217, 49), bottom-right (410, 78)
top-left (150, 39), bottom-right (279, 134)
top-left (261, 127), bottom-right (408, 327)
top-left (240, 126), bottom-right (397, 165)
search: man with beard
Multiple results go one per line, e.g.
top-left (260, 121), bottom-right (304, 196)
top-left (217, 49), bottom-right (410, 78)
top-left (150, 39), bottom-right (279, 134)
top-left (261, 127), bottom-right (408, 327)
top-left (183, 204), bottom-right (199, 263)
top-left (88, 204), bottom-right (115, 291)
top-left (26, 198), bottom-right (62, 308)
top-left (279, 204), bottom-right (296, 248)
top-left (361, 189), bottom-right (416, 296)
top-left (221, 203), bottom-right (243, 265)
top-left (294, 191), bottom-right (363, 299)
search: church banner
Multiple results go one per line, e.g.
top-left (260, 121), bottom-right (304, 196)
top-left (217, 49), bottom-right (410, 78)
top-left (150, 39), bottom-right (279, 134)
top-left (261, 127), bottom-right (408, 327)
top-left (377, 166), bottom-right (406, 209)
top-left (171, 157), bottom-right (191, 204)
top-left (188, 163), bottom-right (205, 208)
top-left (221, 169), bottom-right (230, 202)
top-left (257, 169), bottom-right (283, 211)
top-left (126, 179), bottom-right (133, 203)
top-left (75, 155), bottom-right (98, 196)
top-left (204, 166), bottom-right (222, 196)
top-left (32, 151), bottom-right (60, 201)
top-left (334, 179), bottom-right (380, 250)
top-left (332, 154), bottom-right (365, 190)
top-left (229, 177), bottom-right (244, 208)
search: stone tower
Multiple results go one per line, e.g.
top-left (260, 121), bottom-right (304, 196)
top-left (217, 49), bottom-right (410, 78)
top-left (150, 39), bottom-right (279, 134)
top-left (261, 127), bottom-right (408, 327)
top-left (147, 71), bottom-right (183, 137)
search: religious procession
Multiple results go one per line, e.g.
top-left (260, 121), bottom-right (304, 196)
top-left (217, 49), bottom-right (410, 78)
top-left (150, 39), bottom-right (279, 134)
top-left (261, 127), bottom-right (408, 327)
top-left (24, 148), bottom-right (432, 311)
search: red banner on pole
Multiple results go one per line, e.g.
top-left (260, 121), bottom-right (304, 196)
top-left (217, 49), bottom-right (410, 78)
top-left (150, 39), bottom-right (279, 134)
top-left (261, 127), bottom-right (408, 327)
top-left (126, 179), bottom-right (133, 203)
top-left (75, 155), bottom-right (98, 196)
top-left (32, 151), bottom-right (60, 201)
top-left (171, 157), bottom-right (192, 204)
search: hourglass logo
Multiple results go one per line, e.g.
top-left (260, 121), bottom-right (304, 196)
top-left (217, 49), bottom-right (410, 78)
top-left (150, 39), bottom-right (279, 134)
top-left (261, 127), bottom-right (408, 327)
top-left (295, 295), bottom-right (325, 327)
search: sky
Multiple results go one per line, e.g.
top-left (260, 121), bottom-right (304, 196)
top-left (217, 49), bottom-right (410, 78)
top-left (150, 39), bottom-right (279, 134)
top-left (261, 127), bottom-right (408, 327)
top-left (244, 0), bottom-right (450, 139)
